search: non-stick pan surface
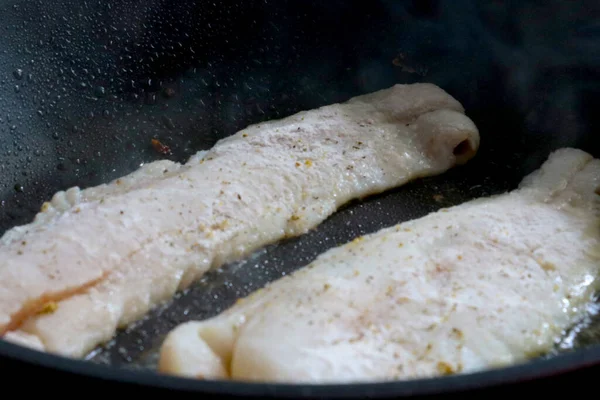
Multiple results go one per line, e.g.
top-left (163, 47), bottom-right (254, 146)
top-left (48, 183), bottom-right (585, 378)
top-left (1, 0), bottom-right (600, 397)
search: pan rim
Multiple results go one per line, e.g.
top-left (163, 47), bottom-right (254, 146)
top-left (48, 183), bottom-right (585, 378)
top-left (1, 339), bottom-right (600, 397)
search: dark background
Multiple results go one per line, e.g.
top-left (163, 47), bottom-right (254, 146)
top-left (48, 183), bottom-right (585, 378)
top-left (0, 0), bottom-right (600, 397)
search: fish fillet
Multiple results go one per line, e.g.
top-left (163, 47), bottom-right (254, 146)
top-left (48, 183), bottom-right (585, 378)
top-left (158, 147), bottom-right (600, 383)
top-left (0, 83), bottom-right (480, 358)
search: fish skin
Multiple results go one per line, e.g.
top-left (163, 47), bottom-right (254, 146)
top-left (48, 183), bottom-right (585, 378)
top-left (0, 83), bottom-right (479, 358)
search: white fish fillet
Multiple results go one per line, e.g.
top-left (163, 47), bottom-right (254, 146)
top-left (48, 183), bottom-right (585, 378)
top-left (158, 147), bottom-right (600, 383)
top-left (0, 83), bottom-right (480, 358)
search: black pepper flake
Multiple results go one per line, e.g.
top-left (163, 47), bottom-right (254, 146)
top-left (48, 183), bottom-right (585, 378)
top-left (120, 210), bottom-right (124, 215)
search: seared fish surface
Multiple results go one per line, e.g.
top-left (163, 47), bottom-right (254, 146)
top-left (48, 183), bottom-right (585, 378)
top-left (159, 148), bottom-right (600, 383)
top-left (0, 83), bottom-right (479, 358)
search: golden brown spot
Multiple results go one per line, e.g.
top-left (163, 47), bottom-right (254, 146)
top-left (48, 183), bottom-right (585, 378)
top-left (386, 286), bottom-right (394, 296)
top-left (242, 133), bottom-right (248, 138)
top-left (290, 215), bottom-right (300, 221)
top-left (211, 220), bottom-right (229, 231)
top-left (396, 297), bottom-right (410, 304)
top-left (398, 243), bottom-right (404, 248)
top-left (435, 264), bottom-right (450, 274)
top-left (437, 362), bottom-right (455, 375)
top-left (525, 349), bottom-right (548, 360)
top-left (304, 160), bottom-right (313, 167)
top-left (295, 162), bottom-right (301, 167)
top-left (40, 202), bottom-right (51, 212)
top-left (37, 302), bottom-right (58, 315)
top-left (324, 283), bottom-right (331, 291)
top-left (452, 328), bottom-right (464, 339)
top-left (540, 262), bottom-right (556, 271)
top-left (349, 334), bottom-right (365, 343)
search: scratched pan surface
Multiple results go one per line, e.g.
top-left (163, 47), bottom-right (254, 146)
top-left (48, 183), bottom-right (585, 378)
top-left (1, 0), bottom-right (600, 397)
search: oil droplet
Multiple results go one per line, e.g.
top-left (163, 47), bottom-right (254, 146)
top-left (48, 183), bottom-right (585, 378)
top-left (94, 86), bottom-right (106, 97)
top-left (13, 69), bottom-right (23, 80)
top-left (14, 184), bottom-right (23, 192)
top-left (162, 116), bottom-right (175, 130)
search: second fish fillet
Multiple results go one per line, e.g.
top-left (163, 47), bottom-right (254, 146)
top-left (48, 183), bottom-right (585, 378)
top-left (0, 83), bottom-right (479, 358)
top-left (158, 147), bottom-right (600, 383)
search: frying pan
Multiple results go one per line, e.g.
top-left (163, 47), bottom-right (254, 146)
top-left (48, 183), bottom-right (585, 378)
top-left (1, 0), bottom-right (599, 397)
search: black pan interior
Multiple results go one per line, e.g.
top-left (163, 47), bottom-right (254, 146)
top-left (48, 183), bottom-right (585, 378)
top-left (1, 0), bottom-right (600, 389)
